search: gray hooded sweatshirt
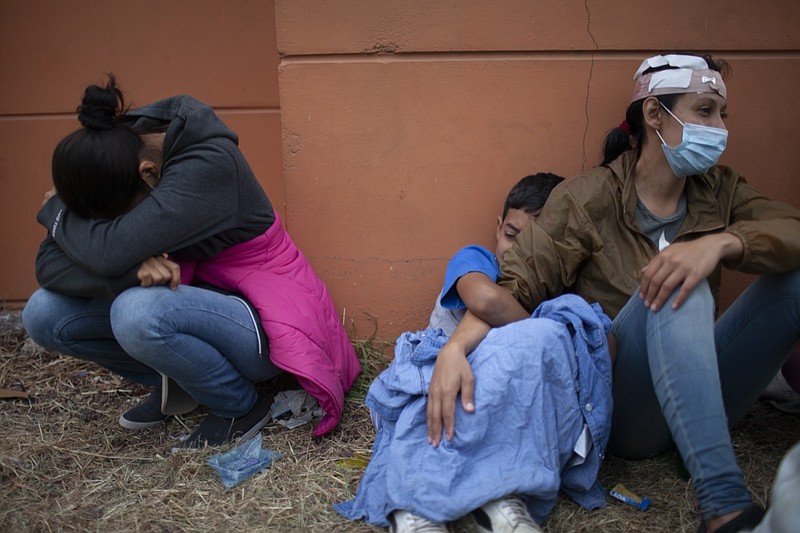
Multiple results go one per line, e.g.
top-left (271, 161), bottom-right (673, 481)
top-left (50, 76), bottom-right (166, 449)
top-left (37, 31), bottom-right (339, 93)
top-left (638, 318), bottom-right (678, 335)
top-left (34, 96), bottom-right (275, 299)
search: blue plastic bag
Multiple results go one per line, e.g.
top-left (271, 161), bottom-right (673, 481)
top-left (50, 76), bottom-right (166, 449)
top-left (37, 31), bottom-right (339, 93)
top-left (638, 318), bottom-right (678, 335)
top-left (208, 433), bottom-right (283, 489)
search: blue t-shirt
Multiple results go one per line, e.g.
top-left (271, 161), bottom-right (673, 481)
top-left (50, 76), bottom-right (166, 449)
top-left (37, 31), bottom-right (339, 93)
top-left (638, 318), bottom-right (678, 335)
top-left (427, 245), bottom-right (500, 336)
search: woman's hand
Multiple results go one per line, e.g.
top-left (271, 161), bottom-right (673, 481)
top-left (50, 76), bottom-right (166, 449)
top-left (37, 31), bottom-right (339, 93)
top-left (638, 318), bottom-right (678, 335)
top-left (137, 254), bottom-right (181, 290)
top-left (426, 342), bottom-right (475, 448)
top-left (639, 232), bottom-right (743, 311)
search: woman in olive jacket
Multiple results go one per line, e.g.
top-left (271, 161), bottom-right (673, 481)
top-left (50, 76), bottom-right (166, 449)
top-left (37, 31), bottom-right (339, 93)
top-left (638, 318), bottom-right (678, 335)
top-left (426, 54), bottom-right (800, 533)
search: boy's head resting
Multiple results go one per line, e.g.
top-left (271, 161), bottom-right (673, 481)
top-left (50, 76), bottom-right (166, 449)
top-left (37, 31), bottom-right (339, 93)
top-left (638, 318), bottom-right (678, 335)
top-left (496, 172), bottom-right (564, 259)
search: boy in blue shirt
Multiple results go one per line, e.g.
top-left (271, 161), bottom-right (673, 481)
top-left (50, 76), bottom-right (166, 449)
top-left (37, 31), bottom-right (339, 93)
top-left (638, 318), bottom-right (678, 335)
top-left (338, 173), bottom-right (570, 533)
top-left (416, 173), bottom-right (564, 533)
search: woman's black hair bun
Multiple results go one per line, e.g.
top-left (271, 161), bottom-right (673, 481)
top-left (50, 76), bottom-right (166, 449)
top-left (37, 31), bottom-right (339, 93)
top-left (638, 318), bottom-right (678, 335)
top-left (77, 73), bottom-right (126, 131)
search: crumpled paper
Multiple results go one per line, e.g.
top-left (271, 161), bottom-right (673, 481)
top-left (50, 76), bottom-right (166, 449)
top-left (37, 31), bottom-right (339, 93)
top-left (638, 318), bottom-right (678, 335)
top-left (208, 433), bottom-right (283, 488)
top-left (269, 390), bottom-right (324, 429)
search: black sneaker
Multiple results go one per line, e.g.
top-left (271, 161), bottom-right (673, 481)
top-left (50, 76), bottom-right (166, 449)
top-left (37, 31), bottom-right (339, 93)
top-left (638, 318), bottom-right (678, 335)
top-left (182, 394), bottom-right (272, 448)
top-left (119, 388), bottom-right (168, 430)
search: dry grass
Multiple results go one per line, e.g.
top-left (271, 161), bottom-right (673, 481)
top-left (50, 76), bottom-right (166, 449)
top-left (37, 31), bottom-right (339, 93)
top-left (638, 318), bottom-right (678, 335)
top-left (1, 309), bottom-right (797, 532)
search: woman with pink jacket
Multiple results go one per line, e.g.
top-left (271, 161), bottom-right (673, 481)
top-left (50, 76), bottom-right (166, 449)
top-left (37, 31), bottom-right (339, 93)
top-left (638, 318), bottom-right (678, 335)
top-left (23, 75), bottom-right (360, 448)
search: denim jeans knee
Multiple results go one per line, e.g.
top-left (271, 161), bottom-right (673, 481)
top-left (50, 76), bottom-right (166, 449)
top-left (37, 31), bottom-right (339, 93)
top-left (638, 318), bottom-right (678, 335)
top-left (110, 285), bottom-right (275, 418)
top-left (22, 288), bottom-right (161, 386)
top-left (21, 288), bottom-right (61, 350)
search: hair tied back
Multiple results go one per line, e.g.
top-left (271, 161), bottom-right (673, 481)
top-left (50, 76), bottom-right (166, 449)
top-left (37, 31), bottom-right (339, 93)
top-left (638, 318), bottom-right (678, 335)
top-left (77, 73), bottom-right (126, 131)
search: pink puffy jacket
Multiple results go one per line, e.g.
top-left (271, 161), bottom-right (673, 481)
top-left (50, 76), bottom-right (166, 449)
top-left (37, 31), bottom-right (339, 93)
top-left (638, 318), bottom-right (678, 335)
top-left (179, 214), bottom-right (360, 436)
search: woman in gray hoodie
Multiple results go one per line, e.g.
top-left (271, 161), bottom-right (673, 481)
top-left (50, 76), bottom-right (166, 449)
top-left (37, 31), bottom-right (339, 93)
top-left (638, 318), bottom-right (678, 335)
top-left (22, 76), bottom-right (359, 448)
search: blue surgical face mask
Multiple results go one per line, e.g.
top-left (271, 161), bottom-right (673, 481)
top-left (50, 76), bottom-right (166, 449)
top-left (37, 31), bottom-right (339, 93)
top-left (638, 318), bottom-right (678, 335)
top-left (656, 102), bottom-right (728, 178)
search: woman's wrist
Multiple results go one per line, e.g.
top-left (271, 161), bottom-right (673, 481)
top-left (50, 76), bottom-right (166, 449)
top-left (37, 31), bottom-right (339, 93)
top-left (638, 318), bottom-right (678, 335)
top-left (715, 232), bottom-right (744, 262)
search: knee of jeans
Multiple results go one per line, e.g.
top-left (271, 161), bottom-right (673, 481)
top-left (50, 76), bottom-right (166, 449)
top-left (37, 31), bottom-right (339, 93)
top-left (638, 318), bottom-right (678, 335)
top-left (21, 289), bottom-right (58, 347)
top-left (110, 287), bottom-right (168, 350)
top-left (672, 278), bottom-right (714, 312)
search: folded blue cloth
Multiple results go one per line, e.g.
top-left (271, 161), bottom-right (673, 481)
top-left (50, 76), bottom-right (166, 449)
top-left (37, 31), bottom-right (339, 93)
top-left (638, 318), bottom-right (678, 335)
top-left (335, 294), bottom-right (613, 526)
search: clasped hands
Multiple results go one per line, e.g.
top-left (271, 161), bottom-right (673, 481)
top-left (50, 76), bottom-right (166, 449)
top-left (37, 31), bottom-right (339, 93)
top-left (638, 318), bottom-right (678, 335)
top-left (42, 187), bottom-right (181, 291)
top-left (137, 254), bottom-right (181, 290)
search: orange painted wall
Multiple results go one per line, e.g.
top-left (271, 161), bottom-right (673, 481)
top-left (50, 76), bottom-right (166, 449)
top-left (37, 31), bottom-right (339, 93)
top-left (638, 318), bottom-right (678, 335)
top-left (2, 2), bottom-right (799, 344)
top-left (275, 1), bottom-right (800, 340)
top-left (0, 0), bottom-right (283, 307)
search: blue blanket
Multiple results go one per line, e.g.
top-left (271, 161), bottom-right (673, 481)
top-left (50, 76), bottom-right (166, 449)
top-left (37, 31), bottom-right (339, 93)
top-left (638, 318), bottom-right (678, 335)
top-left (335, 294), bottom-right (613, 526)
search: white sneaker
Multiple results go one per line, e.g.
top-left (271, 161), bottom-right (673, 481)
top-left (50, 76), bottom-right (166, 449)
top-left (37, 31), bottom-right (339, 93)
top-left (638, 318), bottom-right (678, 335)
top-left (762, 371), bottom-right (800, 414)
top-left (389, 510), bottom-right (449, 533)
top-left (763, 371), bottom-right (800, 402)
top-left (472, 496), bottom-right (542, 533)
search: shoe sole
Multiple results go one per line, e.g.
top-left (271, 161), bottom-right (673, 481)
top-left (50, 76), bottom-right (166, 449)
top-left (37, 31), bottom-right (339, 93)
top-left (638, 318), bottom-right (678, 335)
top-left (118, 414), bottom-right (169, 431)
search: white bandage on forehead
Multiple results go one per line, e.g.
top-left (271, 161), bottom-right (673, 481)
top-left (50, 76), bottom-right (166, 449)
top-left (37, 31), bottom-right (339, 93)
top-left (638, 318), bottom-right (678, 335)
top-left (630, 54), bottom-right (727, 103)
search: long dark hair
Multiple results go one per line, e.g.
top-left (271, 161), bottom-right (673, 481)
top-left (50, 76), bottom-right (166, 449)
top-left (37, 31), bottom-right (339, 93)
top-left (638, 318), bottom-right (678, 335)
top-left (51, 75), bottom-right (151, 218)
top-left (601, 54), bottom-right (730, 166)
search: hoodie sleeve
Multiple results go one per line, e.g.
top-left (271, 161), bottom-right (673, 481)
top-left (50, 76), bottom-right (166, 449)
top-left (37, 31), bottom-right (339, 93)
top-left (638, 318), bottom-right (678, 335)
top-left (34, 231), bottom-right (140, 298)
top-left (36, 95), bottom-right (272, 277)
top-left (38, 139), bottom-right (250, 277)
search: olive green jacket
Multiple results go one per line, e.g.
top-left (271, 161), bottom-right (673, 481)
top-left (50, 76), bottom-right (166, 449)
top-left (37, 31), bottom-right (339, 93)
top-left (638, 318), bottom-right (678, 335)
top-left (499, 151), bottom-right (800, 319)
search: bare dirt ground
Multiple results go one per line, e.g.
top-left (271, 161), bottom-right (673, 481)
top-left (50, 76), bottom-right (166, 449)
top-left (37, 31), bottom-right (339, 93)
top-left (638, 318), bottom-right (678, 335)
top-left (1, 309), bottom-right (797, 532)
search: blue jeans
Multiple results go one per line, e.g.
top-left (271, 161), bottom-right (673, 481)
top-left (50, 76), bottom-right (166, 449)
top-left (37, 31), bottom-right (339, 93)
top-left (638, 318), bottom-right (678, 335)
top-left (609, 271), bottom-right (800, 520)
top-left (22, 285), bottom-right (281, 418)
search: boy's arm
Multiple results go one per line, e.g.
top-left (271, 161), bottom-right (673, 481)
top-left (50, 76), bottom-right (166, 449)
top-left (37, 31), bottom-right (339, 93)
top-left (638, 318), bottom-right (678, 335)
top-left (426, 310), bottom-right (491, 447)
top-left (425, 246), bottom-right (531, 446)
top-left (456, 272), bottom-right (530, 326)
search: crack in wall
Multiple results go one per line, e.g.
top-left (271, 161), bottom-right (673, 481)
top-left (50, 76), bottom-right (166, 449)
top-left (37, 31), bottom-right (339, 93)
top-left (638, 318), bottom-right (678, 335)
top-left (582, 0), bottom-right (599, 172)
